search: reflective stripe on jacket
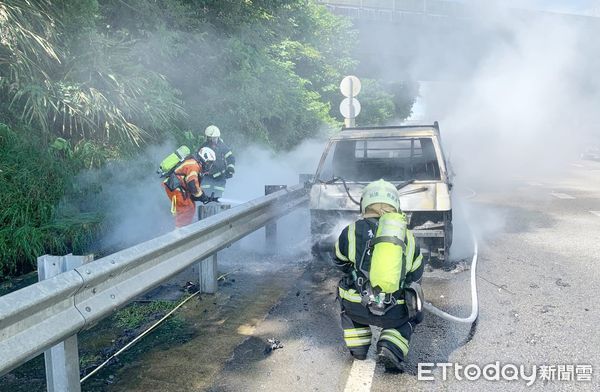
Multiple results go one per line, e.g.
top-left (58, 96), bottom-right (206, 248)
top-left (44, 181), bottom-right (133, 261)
top-left (165, 158), bottom-right (203, 198)
top-left (334, 217), bottom-right (424, 286)
top-left (200, 138), bottom-right (235, 177)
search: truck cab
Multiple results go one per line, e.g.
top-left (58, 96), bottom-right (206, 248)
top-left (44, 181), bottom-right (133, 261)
top-left (310, 123), bottom-right (453, 262)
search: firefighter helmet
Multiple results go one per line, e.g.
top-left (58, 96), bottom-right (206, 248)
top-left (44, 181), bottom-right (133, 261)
top-left (360, 179), bottom-right (400, 214)
top-left (205, 125), bottom-right (221, 138)
top-left (198, 146), bottom-right (216, 163)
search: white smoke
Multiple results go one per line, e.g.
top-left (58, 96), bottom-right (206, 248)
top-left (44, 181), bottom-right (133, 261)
top-left (80, 143), bottom-right (176, 253)
top-left (81, 137), bottom-right (328, 254)
top-left (224, 138), bottom-right (328, 254)
top-left (417, 8), bottom-right (599, 187)
top-left (225, 138), bottom-right (327, 202)
top-left (400, 4), bottom-right (600, 256)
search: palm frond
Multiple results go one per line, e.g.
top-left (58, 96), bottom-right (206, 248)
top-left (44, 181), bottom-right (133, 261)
top-left (0, 0), bottom-right (60, 79)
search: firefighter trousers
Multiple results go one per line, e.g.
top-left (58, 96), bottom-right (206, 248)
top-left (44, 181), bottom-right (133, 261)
top-left (201, 176), bottom-right (226, 198)
top-left (164, 186), bottom-right (196, 227)
top-left (341, 310), bottom-right (413, 362)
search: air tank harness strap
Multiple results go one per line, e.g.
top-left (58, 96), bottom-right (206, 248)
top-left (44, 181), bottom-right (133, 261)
top-left (355, 231), bottom-right (408, 316)
top-left (371, 236), bottom-right (405, 247)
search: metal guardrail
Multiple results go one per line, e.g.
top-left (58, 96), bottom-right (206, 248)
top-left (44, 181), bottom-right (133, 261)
top-left (0, 184), bottom-right (309, 376)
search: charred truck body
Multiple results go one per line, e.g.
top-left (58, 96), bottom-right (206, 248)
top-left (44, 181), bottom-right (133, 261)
top-left (310, 123), bottom-right (453, 262)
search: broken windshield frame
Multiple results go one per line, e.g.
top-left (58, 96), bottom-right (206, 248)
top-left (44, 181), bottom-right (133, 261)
top-left (317, 137), bottom-right (442, 183)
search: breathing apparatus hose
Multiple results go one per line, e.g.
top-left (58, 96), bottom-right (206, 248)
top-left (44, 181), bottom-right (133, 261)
top-left (423, 230), bottom-right (479, 324)
top-left (339, 177), bottom-right (361, 206)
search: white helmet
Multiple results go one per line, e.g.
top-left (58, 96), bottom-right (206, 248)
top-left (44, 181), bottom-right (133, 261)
top-left (197, 146), bottom-right (216, 163)
top-left (205, 125), bottom-right (221, 138)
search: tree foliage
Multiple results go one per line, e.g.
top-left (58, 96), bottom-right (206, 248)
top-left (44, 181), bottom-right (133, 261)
top-left (0, 0), bottom-right (418, 276)
top-left (97, 0), bottom-right (359, 149)
top-left (0, 123), bottom-right (101, 277)
top-left (0, 0), bottom-right (184, 147)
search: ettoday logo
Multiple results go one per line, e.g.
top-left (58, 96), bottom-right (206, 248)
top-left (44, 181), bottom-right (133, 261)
top-left (417, 362), bottom-right (593, 386)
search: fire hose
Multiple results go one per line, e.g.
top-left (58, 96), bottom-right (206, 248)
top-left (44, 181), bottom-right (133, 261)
top-left (423, 230), bottom-right (479, 324)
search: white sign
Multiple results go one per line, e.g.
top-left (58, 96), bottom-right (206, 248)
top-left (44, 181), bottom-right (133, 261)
top-left (340, 97), bottom-right (361, 118)
top-left (340, 75), bottom-right (361, 98)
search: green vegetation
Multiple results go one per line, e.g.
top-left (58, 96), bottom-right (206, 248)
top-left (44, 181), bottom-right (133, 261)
top-left (0, 123), bottom-right (101, 277)
top-left (0, 0), bottom-right (417, 277)
top-left (114, 300), bottom-right (175, 330)
top-left (0, 299), bottom-right (186, 391)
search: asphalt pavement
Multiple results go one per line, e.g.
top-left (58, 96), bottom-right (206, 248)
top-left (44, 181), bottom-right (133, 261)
top-left (205, 159), bottom-right (600, 392)
top-left (87, 160), bottom-right (600, 392)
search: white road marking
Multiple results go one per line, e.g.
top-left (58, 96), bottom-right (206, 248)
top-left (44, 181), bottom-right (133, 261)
top-left (571, 163), bottom-right (585, 168)
top-left (551, 192), bottom-right (575, 199)
top-left (590, 211), bottom-right (600, 217)
top-left (344, 329), bottom-right (380, 392)
top-left (344, 355), bottom-right (377, 392)
top-left (528, 182), bottom-right (544, 186)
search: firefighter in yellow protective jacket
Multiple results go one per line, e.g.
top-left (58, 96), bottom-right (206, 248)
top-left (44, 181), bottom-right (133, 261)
top-left (334, 179), bottom-right (424, 372)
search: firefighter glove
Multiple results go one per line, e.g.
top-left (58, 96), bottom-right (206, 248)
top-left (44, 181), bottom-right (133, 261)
top-left (196, 193), bottom-right (210, 204)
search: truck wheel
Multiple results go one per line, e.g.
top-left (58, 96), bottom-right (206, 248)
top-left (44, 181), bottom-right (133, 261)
top-left (310, 213), bottom-right (332, 261)
top-left (443, 212), bottom-right (453, 262)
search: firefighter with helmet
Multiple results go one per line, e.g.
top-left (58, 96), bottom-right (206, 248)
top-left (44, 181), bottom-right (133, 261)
top-left (334, 179), bottom-right (424, 372)
top-left (199, 125), bottom-right (235, 198)
top-left (163, 146), bottom-right (217, 227)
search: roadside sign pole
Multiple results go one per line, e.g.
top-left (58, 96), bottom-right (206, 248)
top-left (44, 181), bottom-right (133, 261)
top-left (340, 75), bottom-right (361, 128)
top-left (348, 78), bottom-right (356, 127)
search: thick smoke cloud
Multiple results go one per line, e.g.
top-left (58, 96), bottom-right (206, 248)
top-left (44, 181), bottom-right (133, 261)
top-left (224, 138), bottom-right (327, 254)
top-left (225, 139), bottom-right (326, 201)
top-left (404, 3), bottom-right (600, 255)
top-left (86, 138), bottom-right (327, 253)
top-left (415, 5), bottom-right (600, 188)
top-left (86, 3), bottom-right (600, 260)
top-left (79, 144), bottom-right (176, 253)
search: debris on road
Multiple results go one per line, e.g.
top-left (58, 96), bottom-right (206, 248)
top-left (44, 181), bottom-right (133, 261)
top-left (183, 281), bottom-right (198, 294)
top-left (450, 261), bottom-right (470, 274)
top-left (264, 338), bottom-right (284, 354)
top-left (555, 278), bottom-right (570, 287)
top-left (480, 275), bottom-right (515, 295)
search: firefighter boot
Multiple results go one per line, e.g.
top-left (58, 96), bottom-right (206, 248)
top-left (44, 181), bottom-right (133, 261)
top-left (377, 346), bottom-right (404, 373)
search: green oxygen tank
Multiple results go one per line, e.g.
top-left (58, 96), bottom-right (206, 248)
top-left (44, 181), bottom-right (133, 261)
top-left (158, 146), bottom-right (191, 177)
top-left (369, 212), bottom-right (407, 293)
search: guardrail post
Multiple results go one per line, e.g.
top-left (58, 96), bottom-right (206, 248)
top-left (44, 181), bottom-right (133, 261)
top-left (198, 203), bottom-right (231, 293)
top-left (265, 185), bottom-right (287, 245)
top-left (37, 254), bottom-right (93, 392)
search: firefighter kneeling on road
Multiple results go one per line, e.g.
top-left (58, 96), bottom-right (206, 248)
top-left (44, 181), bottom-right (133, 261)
top-left (334, 179), bottom-right (424, 372)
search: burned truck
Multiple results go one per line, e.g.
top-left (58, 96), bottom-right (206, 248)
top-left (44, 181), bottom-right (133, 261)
top-left (310, 123), bottom-right (453, 263)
